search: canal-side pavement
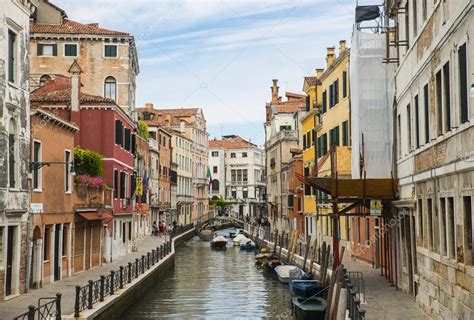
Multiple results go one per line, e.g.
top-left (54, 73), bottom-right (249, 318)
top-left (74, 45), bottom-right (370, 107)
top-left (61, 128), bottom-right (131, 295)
top-left (0, 234), bottom-right (169, 319)
top-left (342, 258), bottom-right (429, 320)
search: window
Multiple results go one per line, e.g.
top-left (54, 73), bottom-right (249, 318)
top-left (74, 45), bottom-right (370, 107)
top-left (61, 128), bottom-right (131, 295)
top-left (334, 79), bottom-right (339, 105)
top-left (8, 30), bottom-right (16, 83)
top-left (114, 170), bottom-right (119, 198)
top-left (322, 90), bottom-right (327, 113)
top-left (120, 171), bottom-right (126, 199)
top-left (342, 71), bottom-right (348, 98)
top-left (424, 84), bottom-right (430, 143)
top-left (412, 0), bottom-right (418, 38)
top-left (305, 95), bottom-right (310, 112)
top-left (39, 74), bottom-right (51, 87)
top-left (62, 225), bottom-right (68, 257)
top-left (464, 196), bottom-right (473, 264)
top-left (231, 190), bottom-right (237, 198)
top-left (440, 198), bottom-right (447, 255)
top-left (130, 174), bottom-right (136, 199)
top-left (211, 179), bottom-right (219, 191)
top-left (436, 70), bottom-right (443, 136)
top-left (131, 134), bottom-right (136, 154)
top-left (407, 104), bottom-right (412, 151)
top-left (447, 197), bottom-right (455, 259)
top-left (8, 119), bottom-right (16, 188)
top-left (242, 152), bottom-right (247, 158)
top-left (415, 95), bottom-right (420, 148)
top-left (231, 153), bottom-right (236, 158)
top-left (405, 3), bottom-right (410, 47)
top-left (33, 141), bottom-right (42, 190)
top-left (115, 120), bottom-right (123, 145)
top-left (397, 114), bottom-right (401, 158)
top-left (237, 170), bottom-right (242, 182)
top-left (443, 62), bottom-right (451, 132)
top-left (64, 44), bottom-right (78, 57)
top-left (422, 0), bottom-right (427, 22)
top-left (458, 43), bottom-right (469, 124)
top-left (213, 166), bottom-right (218, 174)
top-left (104, 77), bottom-right (117, 101)
top-left (44, 226), bottom-right (50, 261)
top-left (231, 170), bottom-right (236, 183)
top-left (329, 84), bottom-right (334, 108)
top-left (104, 45), bottom-right (117, 57)
top-left (417, 199), bottom-right (424, 242)
top-left (427, 198), bottom-right (433, 249)
top-left (211, 151), bottom-right (218, 157)
top-left (37, 43), bottom-right (57, 56)
top-left (321, 133), bottom-right (328, 156)
top-left (243, 169), bottom-right (248, 182)
top-left (65, 150), bottom-right (71, 192)
top-left (124, 128), bottom-right (131, 151)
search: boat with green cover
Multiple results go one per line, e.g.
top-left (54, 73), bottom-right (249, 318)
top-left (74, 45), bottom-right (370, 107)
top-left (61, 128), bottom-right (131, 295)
top-left (291, 296), bottom-right (326, 320)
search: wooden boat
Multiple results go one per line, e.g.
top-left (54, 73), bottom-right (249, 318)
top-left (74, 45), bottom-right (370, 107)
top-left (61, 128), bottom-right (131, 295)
top-left (199, 229), bottom-right (214, 241)
top-left (233, 234), bottom-right (247, 246)
top-left (292, 296), bottom-right (326, 320)
top-left (267, 258), bottom-right (282, 270)
top-left (274, 265), bottom-right (299, 284)
top-left (210, 236), bottom-right (228, 250)
top-left (290, 280), bottom-right (324, 298)
top-left (255, 252), bottom-right (272, 264)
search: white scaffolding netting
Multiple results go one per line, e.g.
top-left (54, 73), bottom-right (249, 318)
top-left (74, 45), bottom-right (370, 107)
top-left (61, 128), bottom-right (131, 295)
top-left (350, 29), bottom-right (395, 179)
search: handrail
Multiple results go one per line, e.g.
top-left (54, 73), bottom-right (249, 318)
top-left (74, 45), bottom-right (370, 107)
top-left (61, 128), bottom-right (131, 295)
top-left (14, 293), bottom-right (62, 320)
top-left (73, 223), bottom-right (194, 318)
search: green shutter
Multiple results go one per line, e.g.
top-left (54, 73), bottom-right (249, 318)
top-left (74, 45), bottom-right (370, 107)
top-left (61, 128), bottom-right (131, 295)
top-left (342, 121), bottom-right (348, 146)
top-left (52, 44), bottom-right (57, 56)
top-left (37, 43), bottom-right (43, 55)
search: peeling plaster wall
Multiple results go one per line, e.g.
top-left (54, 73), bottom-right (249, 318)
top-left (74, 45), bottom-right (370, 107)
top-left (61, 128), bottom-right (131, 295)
top-left (0, 0), bottom-right (35, 299)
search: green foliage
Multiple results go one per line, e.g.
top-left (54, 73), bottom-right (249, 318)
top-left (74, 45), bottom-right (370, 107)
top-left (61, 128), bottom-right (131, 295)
top-left (209, 196), bottom-right (230, 211)
top-left (137, 120), bottom-right (150, 140)
top-left (74, 146), bottom-right (104, 177)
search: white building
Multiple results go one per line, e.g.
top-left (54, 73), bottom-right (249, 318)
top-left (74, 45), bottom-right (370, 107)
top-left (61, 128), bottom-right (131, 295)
top-left (0, 0), bottom-right (37, 298)
top-left (209, 135), bottom-right (266, 219)
top-left (385, 0), bottom-right (473, 318)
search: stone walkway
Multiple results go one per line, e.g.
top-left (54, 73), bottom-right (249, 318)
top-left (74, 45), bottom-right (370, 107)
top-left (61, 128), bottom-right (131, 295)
top-left (342, 257), bottom-right (430, 320)
top-left (0, 235), bottom-right (168, 319)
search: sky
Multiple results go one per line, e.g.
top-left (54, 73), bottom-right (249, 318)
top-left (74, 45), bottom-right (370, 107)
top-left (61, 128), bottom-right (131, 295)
top-left (54, 0), bottom-right (368, 146)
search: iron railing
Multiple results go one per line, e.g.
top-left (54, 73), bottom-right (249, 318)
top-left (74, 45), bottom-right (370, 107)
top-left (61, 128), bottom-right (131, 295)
top-left (343, 267), bottom-right (366, 320)
top-left (14, 294), bottom-right (62, 320)
top-left (74, 223), bottom-right (193, 318)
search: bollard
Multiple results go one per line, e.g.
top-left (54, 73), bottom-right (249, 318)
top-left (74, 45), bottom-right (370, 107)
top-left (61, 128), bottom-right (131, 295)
top-left (160, 245), bottom-right (163, 259)
top-left (128, 262), bottom-right (132, 283)
top-left (147, 252), bottom-right (151, 269)
top-left (157, 246), bottom-right (161, 261)
top-left (55, 293), bottom-right (62, 320)
top-left (141, 255), bottom-right (145, 274)
top-left (152, 249), bottom-right (155, 264)
top-left (135, 258), bottom-right (139, 278)
top-left (74, 286), bottom-right (81, 317)
top-left (119, 266), bottom-right (124, 289)
top-left (87, 280), bottom-right (93, 309)
top-left (99, 275), bottom-right (105, 302)
top-left (27, 305), bottom-right (35, 320)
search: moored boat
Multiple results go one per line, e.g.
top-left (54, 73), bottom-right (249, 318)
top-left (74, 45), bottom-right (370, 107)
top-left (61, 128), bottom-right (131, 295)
top-left (233, 234), bottom-right (247, 246)
top-left (255, 252), bottom-right (272, 264)
top-left (292, 296), bottom-right (326, 320)
top-left (274, 265), bottom-right (299, 284)
top-left (199, 229), bottom-right (214, 241)
top-left (290, 280), bottom-right (324, 298)
top-left (210, 236), bottom-right (228, 250)
top-left (239, 238), bottom-right (255, 250)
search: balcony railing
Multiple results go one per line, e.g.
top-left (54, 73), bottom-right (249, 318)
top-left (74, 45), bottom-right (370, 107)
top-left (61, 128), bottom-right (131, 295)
top-left (266, 130), bottom-right (298, 147)
top-left (74, 185), bottom-right (112, 209)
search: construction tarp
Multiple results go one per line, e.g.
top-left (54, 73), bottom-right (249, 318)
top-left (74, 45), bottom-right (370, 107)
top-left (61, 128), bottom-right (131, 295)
top-left (350, 29), bottom-right (395, 179)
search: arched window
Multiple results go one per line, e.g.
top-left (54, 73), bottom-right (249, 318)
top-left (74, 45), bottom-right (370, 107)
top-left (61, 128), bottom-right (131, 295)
top-left (212, 179), bottom-right (219, 191)
top-left (8, 118), bottom-right (17, 188)
top-left (39, 74), bottom-right (51, 87)
top-left (104, 76), bottom-right (117, 101)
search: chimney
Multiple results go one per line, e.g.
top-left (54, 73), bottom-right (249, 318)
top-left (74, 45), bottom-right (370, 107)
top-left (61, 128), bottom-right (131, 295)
top-left (339, 40), bottom-right (346, 54)
top-left (145, 103), bottom-right (154, 109)
top-left (180, 120), bottom-right (185, 133)
top-left (326, 47), bottom-right (335, 68)
top-left (165, 114), bottom-right (171, 126)
top-left (316, 68), bottom-right (324, 79)
top-left (271, 79), bottom-right (279, 103)
top-left (68, 60), bottom-right (82, 112)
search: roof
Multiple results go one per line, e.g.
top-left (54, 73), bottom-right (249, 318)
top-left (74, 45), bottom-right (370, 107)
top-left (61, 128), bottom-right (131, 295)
top-left (286, 92), bottom-right (306, 99)
top-left (144, 108), bottom-right (199, 117)
top-left (30, 107), bottom-right (79, 132)
top-left (30, 19), bottom-right (130, 36)
top-left (304, 76), bottom-right (320, 86)
top-left (137, 106), bottom-right (201, 126)
top-left (274, 100), bottom-right (306, 113)
top-left (31, 76), bottom-right (115, 104)
top-left (209, 136), bottom-right (256, 149)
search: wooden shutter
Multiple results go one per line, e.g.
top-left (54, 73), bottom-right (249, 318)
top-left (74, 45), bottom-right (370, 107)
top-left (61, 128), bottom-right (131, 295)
top-left (37, 43), bottom-right (43, 55)
top-left (52, 44), bottom-right (57, 56)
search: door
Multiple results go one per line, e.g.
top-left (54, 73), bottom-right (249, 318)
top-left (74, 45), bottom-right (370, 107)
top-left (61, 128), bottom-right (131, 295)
top-left (85, 223), bottom-right (91, 270)
top-left (53, 224), bottom-right (60, 281)
top-left (403, 215), bottom-right (414, 294)
top-left (5, 226), bottom-right (14, 296)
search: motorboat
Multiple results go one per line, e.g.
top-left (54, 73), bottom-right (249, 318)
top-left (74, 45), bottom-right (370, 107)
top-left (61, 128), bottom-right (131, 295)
top-left (240, 239), bottom-right (256, 251)
top-left (229, 231), bottom-right (236, 238)
top-left (290, 280), bottom-right (325, 298)
top-left (255, 252), bottom-right (273, 264)
top-left (274, 265), bottom-right (299, 284)
top-left (233, 234), bottom-right (247, 246)
top-left (199, 229), bottom-right (214, 241)
top-left (292, 296), bottom-right (327, 320)
top-left (210, 236), bottom-right (228, 250)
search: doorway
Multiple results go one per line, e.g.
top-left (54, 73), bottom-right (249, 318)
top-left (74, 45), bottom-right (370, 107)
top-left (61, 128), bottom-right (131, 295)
top-left (85, 222), bottom-right (91, 270)
top-left (53, 224), bottom-right (60, 281)
top-left (5, 226), bottom-right (15, 296)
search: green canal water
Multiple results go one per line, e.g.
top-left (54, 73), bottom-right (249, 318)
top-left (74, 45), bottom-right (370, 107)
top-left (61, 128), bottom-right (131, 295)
top-left (124, 231), bottom-right (293, 319)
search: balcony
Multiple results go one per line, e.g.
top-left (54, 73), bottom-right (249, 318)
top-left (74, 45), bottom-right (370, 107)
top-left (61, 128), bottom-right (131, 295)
top-left (177, 195), bottom-right (193, 204)
top-left (149, 138), bottom-right (159, 152)
top-left (266, 130), bottom-right (298, 148)
top-left (194, 177), bottom-right (207, 186)
top-left (74, 185), bottom-right (113, 209)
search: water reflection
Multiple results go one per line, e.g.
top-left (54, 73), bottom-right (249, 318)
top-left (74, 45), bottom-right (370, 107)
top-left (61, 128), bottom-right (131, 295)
top-left (124, 231), bottom-right (292, 319)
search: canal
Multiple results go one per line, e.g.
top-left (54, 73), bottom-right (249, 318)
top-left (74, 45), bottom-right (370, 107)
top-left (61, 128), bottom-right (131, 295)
top-left (124, 231), bottom-right (293, 319)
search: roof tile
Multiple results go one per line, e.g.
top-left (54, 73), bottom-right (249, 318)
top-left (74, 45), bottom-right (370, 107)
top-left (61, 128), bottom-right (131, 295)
top-left (31, 19), bottom-right (129, 36)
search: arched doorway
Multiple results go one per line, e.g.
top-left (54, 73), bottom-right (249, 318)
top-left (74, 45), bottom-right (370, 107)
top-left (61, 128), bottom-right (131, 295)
top-left (31, 226), bottom-right (43, 288)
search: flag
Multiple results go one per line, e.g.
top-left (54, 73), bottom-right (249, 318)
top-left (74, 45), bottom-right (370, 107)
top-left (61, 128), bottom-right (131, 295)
top-left (207, 166), bottom-right (212, 187)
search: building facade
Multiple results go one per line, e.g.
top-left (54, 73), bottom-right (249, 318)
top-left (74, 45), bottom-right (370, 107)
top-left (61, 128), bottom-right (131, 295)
top-left (386, 0), bottom-right (473, 318)
top-left (0, 0), bottom-right (37, 299)
top-left (264, 80), bottom-right (306, 231)
top-left (29, 0), bottom-right (139, 117)
top-left (209, 135), bottom-right (266, 219)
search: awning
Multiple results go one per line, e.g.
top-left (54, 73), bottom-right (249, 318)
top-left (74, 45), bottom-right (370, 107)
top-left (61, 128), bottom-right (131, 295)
top-left (77, 211), bottom-right (113, 221)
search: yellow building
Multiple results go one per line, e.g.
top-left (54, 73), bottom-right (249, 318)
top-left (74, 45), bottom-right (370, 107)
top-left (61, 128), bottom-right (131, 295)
top-left (315, 41), bottom-right (351, 247)
top-left (300, 73), bottom-right (322, 237)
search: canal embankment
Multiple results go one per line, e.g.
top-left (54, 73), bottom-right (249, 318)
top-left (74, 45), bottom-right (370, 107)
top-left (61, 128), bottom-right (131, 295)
top-left (71, 227), bottom-right (195, 319)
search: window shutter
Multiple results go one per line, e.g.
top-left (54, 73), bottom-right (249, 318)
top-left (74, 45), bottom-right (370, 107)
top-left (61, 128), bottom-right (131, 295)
top-left (335, 79), bottom-right (339, 104)
top-left (52, 44), bottom-right (57, 56)
top-left (335, 126), bottom-right (339, 146)
top-left (305, 96), bottom-right (310, 112)
top-left (37, 43), bottom-right (43, 55)
top-left (131, 134), bottom-right (136, 154)
top-left (312, 129), bottom-right (315, 145)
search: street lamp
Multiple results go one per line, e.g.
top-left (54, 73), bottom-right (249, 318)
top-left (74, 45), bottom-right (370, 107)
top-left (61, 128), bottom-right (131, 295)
top-left (29, 161), bottom-right (75, 175)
